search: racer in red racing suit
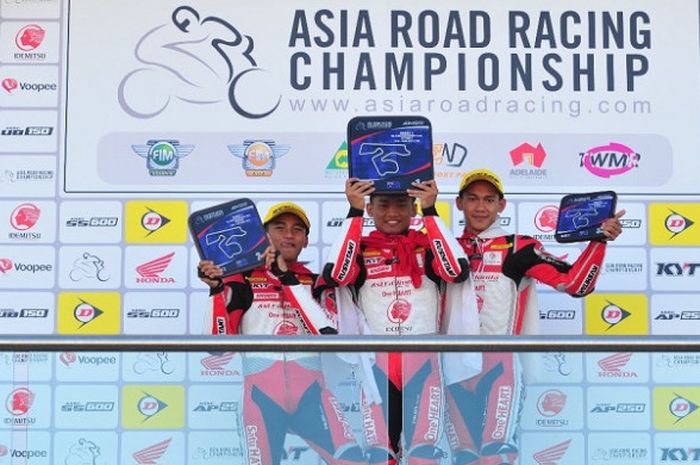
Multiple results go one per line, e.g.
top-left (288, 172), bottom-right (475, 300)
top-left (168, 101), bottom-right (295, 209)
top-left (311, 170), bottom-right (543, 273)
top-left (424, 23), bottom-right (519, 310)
top-left (322, 179), bottom-right (476, 465)
top-left (199, 202), bottom-right (365, 465)
top-left (446, 169), bottom-right (624, 465)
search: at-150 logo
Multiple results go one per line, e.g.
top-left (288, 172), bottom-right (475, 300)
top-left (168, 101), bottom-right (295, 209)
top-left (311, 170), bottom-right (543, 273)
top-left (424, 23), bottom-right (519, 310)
top-left (1, 126), bottom-right (53, 136)
top-left (656, 263), bottom-right (700, 276)
top-left (0, 308), bottom-right (48, 318)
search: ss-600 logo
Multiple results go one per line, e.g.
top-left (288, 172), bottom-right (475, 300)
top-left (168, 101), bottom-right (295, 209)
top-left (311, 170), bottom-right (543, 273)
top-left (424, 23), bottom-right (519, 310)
top-left (65, 217), bottom-right (118, 227)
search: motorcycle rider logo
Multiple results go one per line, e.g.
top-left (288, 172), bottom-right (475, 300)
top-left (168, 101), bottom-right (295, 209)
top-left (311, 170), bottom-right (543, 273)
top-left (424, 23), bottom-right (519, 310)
top-left (118, 5), bottom-right (280, 119)
top-left (64, 438), bottom-right (100, 465)
top-left (69, 252), bottom-right (110, 282)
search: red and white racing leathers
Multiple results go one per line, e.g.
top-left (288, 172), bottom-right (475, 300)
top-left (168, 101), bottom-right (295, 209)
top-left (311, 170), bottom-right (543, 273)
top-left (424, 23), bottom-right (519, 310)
top-left (208, 263), bottom-right (365, 465)
top-left (322, 208), bottom-right (476, 465)
top-left (446, 224), bottom-right (607, 465)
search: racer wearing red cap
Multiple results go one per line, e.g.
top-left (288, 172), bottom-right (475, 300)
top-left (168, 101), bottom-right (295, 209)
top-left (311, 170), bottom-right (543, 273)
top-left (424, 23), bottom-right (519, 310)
top-left (446, 169), bottom-right (624, 465)
top-left (198, 201), bottom-right (364, 465)
top-left (322, 179), bottom-right (478, 465)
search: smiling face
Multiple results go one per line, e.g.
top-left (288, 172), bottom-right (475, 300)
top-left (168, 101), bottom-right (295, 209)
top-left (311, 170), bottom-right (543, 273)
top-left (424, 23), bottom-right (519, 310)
top-left (456, 181), bottom-right (506, 235)
top-left (265, 213), bottom-right (308, 262)
top-left (367, 194), bottom-right (416, 235)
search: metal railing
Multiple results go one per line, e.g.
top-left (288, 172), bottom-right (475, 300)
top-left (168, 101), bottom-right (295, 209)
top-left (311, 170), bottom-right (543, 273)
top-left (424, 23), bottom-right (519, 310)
top-left (0, 335), bottom-right (695, 352)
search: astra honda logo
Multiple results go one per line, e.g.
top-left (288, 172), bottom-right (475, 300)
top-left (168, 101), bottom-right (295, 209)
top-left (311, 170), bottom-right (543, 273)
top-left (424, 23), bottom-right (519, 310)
top-left (133, 437), bottom-right (171, 465)
top-left (579, 142), bottom-right (641, 178)
top-left (10, 203), bottom-right (40, 231)
top-left (601, 301), bottom-right (632, 329)
top-left (669, 393), bottom-right (699, 423)
top-left (135, 252), bottom-right (175, 284)
top-left (131, 140), bottom-right (194, 176)
top-left (15, 24), bottom-right (45, 51)
top-left (73, 299), bottom-right (104, 327)
top-left (138, 393), bottom-right (168, 421)
top-left (5, 387), bottom-right (34, 416)
top-left (533, 439), bottom-right (571, 465)
top-left (656, 262), bottom-right (700, 277)
top-left (665, 210), bottom-right (695, 239)
top-left (597, 352), bottom-right (637, 378)
top-left (118, 5), bottom-right (280, 120)
top-left (536, 389), bottom-right (566, 417)
top-left (534, 205), bottom-right (559, 233)
top-left (387, 298), bottom-right (412, 324)
top-left (141, 208), bottom-right (170, 235)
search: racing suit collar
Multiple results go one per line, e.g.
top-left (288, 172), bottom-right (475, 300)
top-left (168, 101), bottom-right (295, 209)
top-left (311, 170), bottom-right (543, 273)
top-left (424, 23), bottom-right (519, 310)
top-left (462, 218), bottom-right (508, 240)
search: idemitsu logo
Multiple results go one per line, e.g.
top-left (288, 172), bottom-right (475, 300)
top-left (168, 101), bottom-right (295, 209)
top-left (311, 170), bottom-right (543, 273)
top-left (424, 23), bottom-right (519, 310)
top-left (579, 143), bottom-right (641, 178)
top-left (15, 24), bottom-right (45, 51)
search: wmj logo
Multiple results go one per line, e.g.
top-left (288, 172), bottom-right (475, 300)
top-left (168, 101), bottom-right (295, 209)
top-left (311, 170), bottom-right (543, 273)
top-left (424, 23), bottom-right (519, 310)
top-left (118, 6), bottom-right (280, 119)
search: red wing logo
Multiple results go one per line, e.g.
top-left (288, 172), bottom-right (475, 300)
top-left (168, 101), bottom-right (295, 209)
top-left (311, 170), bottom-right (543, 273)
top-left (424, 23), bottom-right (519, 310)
top-left (597, 352), bottom-right (633, 372)
top-left (510, 142), bottom-right (547, 168)
top-left (136, 252), bottom-right (175, 278)
top-left (132, 437), bottom-right (171, 465)
top-left (200, 352), bottom-right (235, 370)
top-left (533, 439), bottom-right (571, 465)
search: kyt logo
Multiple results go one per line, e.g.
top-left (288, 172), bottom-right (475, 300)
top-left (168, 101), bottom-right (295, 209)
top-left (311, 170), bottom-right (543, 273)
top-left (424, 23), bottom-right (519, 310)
top-left (15, 24), bottom-right (45, 51)
top-left (132, 437), bottom-right (171, 465)
top-left (137, 393), bottom-right (168, 421)
top-left (601, 301), bottom-right (632, 329)
top-left (1, 79), bottom-right (18, 94)
top-left (533, 439), bottom-right (571, 465)
top-left (656, 262), bottom-right (700, 277)
top-left (665, 210), bottom-right (695, 239)
top-left (536, 389), bottom-right (566, 417)
top-left (141, 208), bottom-right (170, 236)
top-left (579, 142), bottom-right (641, 178)
top-left (9, 203), bottom-right (40, 230)
top-left (660, 448), bottom-right (700, 462)
top-left (511, 142), bottom-right (546, 167)
top-left (5, 387), bottom-right (34, 416)
top-left (534, 205), bottom-right (559, 233)
top-left (669, 393), bottom-right (699, 423)
top-left (73, 299), bottom-right (104, 327)
top-left (597, 352), bottom-right (637, 378)
top-left (135, 252), bottom-right (175, 284)
top-left (131, 139), bottom-right (194, 177)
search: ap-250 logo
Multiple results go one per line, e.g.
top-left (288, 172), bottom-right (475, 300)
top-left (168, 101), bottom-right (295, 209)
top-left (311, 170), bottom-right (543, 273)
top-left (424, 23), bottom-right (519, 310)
top-left (118, 6), bottom-right (280, 119)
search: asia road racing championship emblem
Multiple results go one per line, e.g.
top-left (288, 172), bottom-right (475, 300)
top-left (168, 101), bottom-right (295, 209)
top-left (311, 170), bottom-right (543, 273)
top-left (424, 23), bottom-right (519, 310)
top-left (73, 299), bottom-right (104, 328)
top-left (665, 209), bottom-right (695, 239)
top-left (131, 140), bottom-right (194, 176)
top-left (6, 387), bottom-right (34, 416)
top-left (227, 140), bottom-right (290, 176)
top-left (387, 298), bottom-right (411, 324)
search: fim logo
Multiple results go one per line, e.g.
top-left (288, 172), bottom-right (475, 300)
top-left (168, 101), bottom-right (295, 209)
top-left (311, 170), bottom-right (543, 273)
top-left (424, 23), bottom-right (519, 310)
top-left (601, 301), bottom-right (632, 330)
top-left (533, 439), bottom-right (571, 465)
top-left (138, 393), bottom-right (168, 422)
top-left (131, 140), bottom-right (194, 176)
top-left (133, 438), bottom-right (171, 465)
top-left (228, 140), bottom-right (290, 176)
top-left (665, 210), bottom-right (695, 239)
top-left (669, 393), bottom-right (699, 423)
top-left (73, 300), bottom-right (104, 327)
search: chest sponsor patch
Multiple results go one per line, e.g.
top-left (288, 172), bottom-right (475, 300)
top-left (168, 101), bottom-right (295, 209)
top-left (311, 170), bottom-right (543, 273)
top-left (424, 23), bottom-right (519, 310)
top-left (483, 251), bottom-right (504, 266)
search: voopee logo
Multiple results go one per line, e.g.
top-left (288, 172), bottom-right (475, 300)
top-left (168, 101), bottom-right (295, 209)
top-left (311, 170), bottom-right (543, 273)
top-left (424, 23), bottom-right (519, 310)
top-left (118, 5), bottom-right (280, 119)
